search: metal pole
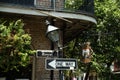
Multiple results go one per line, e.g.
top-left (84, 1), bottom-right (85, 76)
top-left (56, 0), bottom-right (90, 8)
top-left (50, 70), bottom-right (54, 80)
top-left (53, 0), bottom-right (56, 11)
top-left (50, 41), bottom-right (54, 80)
top-left (50, 19), bottom-right (55, 80)
top-left (58, 43), bottom-right (63, 80)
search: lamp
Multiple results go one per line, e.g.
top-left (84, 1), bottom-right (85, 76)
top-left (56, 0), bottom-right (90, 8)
top-left (46, 20), bottom-right (63, 80)
top-left (46, 20), bottom-right (60, 43)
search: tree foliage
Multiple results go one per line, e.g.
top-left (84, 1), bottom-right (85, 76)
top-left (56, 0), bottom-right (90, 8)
top-left (64, 0), bottom-right (83, 11)
top-left (93, 0), bottom-right (120, 79)
top-left (64, 0), bottom-right (120, 79)
top-left (0, 19), bottom-right (34, 72)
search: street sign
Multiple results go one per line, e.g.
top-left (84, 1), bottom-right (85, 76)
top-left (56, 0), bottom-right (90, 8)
top-left (45, 58), bottom-right (77, 70)
top-left (36, 50), bottom-right (54, 57)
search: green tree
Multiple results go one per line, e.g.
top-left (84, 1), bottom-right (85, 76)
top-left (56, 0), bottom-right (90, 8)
top-left (0, 19), bottom-right (34, 72)
top-left (64, 0), bottom-right (120, 80)
top-left (64, 0), bottom-right (83, 11)
top-left (93, 0), bottom-right (120, 79)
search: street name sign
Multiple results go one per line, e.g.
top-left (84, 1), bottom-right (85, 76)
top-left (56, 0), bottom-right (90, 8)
top-left (45, 58), bottom-right (77, 70)
top-left (36, 50), bottom-right (54, 57)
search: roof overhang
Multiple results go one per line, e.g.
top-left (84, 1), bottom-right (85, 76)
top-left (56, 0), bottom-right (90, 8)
top-left (0, 5), bottom-right (97, 44)
top-left (0, 5), bottom-right (97, 24)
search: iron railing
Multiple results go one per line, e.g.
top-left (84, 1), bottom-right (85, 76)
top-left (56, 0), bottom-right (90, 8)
top-left (0, 0), bottom-right (94, 15)
top-left (0, 0), bottom-right (34, 6)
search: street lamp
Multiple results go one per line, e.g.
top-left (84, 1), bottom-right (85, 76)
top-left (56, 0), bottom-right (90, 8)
top-left (46, 20), bottom-right (63, 80)
top-left (46, 20), bottom-right (60, 44)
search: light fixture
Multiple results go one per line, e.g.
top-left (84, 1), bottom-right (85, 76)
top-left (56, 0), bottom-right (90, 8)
top-left (46, 20), bottom-right (60, 43)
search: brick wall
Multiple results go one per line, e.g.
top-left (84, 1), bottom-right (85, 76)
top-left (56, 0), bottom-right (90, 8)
top-left (24, 18), bottom-right (62, 80)
top-left (24, 21), bottom-right (51, 50)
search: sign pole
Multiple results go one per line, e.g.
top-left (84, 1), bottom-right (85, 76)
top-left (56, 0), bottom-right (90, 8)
top-left (58, 47), bottom-right (63, 80)
top-left (50, 38), bottom-right (54, 80)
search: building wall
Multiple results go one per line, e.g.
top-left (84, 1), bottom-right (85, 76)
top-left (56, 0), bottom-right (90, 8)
top-left (24, 17), bottom-right (62, 80)
top-left (24, 20), bottom-right (51, 50)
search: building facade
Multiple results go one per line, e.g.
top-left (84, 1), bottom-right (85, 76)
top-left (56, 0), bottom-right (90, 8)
top-left (0, 0), bottom-right (96, 80)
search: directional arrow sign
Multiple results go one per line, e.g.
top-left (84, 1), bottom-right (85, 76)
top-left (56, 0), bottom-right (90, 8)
top-left (48, 59), bottom-right (56, 69)
top-left (45, 58), bottom-right (77, 70)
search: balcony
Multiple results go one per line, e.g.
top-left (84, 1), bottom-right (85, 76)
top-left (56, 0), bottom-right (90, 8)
top-left (0, 0), bottom-right (96, 43)
top-left (0, 0), bottom-right (94, 15)
top-left (0, 0), bottom-right (34, 6)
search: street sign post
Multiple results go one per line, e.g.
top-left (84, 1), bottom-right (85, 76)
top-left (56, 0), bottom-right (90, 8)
top-left (45, 58), bottom-right (77, 70)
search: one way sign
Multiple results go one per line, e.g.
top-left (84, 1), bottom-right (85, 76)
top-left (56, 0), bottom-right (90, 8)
top-left (45, 58), bottom-right (77, 70)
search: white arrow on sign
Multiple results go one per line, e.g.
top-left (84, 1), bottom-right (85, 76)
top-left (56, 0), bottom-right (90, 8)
top-left (48, 60), bottom-right (56, 69)
top-left (48, 60), bottom-right (76, 69)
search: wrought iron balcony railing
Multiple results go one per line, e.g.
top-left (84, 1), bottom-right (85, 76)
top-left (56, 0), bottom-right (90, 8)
top-left (0, 0), bottom-right (94, 15)
top-left (0, 0), bottom-right (34, 6)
